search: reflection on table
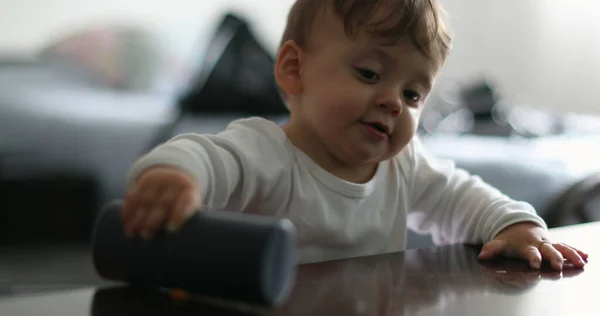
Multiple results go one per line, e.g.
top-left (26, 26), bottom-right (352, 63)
top-left (0, 221), bottom-right (595, 316)
top-left (91, 242), bottom-right (590, 316)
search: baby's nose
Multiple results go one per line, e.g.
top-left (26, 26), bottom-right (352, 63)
top-left (375, 87), bottom-right (403, 117)
top-left (377, 100), bottom-right (402, 117)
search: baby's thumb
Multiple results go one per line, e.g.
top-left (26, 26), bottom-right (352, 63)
top-left (478, 239), bottom-right (509, 260)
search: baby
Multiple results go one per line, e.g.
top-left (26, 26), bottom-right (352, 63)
top-left (122, 0), bottom-right (587, 270)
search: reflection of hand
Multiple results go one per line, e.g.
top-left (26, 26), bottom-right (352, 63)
top-left (478, 222), bottom-right (588, 270)
top-left (274, 258), bottom-right (399, 316)
top-left (478, 259), bottom-right (585, 294)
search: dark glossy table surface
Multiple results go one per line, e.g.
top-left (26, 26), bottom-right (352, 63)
top-left (0, 221), bottom-right (597, 316)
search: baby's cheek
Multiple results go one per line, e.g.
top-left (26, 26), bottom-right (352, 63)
top-left (391, 109), bottom-right (419, 150)
top-left (312, 76), bottom-right (372, 124)
top-left (401, 108), bottom-right (421, 132)
top-left (322, 94), bottom-right (360, 120)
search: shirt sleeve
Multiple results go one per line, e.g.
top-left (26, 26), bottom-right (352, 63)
top-left (405, 137), bottom-right (548, 245)
top-left (126, 118), bottom-right (293, 213)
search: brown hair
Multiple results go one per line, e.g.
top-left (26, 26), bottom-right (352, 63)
top-left (279, 0), bottom-right (452, 63)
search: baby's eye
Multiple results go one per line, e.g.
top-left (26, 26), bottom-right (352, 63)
top-left (355, 67), bottom-right (381, 83)
top-left (403, 89), bottom-right (421, 104)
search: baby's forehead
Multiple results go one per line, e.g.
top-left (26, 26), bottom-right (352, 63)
top-left (306, 0), bottom-right (449, 67)
top-left (309, 22), bottom-right (441, 70)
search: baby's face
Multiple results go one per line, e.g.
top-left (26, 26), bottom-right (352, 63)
top-left (284, 9), bottom-right (441, 171)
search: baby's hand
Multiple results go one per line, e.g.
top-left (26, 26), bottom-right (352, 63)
top-left (122, 166), bottom-right (202, 239)
top-left (477, 222), bottom-right (589, 271)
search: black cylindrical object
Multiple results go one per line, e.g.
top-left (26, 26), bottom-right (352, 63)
top-left (91, 200), bottom-right (297, 307)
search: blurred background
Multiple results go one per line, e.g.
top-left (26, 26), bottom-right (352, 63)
top-left (0, 0), bottom-right (599, 297)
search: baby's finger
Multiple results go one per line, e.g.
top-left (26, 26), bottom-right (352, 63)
top-left (122, 189), bottom-right (144, 236)
top-left (122, 188), bottom-right (140, 224)
top-left (139, 190), bottom-right (178, 238)
top-left (539, 243), bottom-right (564, 270)
top-left (553, 243), bottom-right (586, 268)
top-left (125, 208), bottom-right (148, 237)
top-left (167, 191), bottom-right (200, 233)
top-left (572, 247), bottom-right (589, 261)
top-left (519, 245), bottom-right (542, 270)
top-left (478, 239), bottom-right (509, 260)
top-left (139, 207), bottom-right (167, 239)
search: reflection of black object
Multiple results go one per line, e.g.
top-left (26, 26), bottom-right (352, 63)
top-left (179, 13), bottom-right (287, 116)
top-left (92, 287), bottom-right (248, 316)
top-left (91, 200), bottom-right (297, 307)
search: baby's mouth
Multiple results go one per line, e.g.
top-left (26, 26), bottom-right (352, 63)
top-left (360, 121), bottom-right (391, 136)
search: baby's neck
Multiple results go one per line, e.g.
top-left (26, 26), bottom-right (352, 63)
top-left (324, 162), bottom-right (379, 184)
top-left (282, 124), bottom-right (378, 184)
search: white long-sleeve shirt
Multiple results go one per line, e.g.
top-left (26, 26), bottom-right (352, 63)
top-left (128, 117), bottom-right (547, 264)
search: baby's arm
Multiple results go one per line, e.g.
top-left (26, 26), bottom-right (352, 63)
top-left (122, 119), bottom-right (292, 238)
top-left (406, 137), bottom-right (545, 245)
top-left (406, 137), bottom-right (587, 270)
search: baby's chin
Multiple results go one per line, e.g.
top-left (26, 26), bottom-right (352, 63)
top-left (348, 145), bottom-right (401, 165)
top-left (389, 131), bottom-right (415, 150)
top-left (377, 148), bottom-right (405, 162)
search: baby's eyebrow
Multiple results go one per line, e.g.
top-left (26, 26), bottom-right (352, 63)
top-left (367, 47), bottom-right (435, 90)
top-left (413, 74), bottom-right (433, 91)
top-left (369, 47), bottom-right (395, 64)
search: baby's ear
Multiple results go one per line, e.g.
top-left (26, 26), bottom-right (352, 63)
top-left (274, 40), bottom-right (303, 96)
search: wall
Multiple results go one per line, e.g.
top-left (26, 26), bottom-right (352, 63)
top-left (0, 0), bottom-right (599, 114)
top-left (439, 0), bottom-right (600, 116)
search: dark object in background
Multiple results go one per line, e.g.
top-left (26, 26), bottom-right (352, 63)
top-left (461, 81), bottom-right (500, 122)
top-left (545, 172), bottom-right (600, 228)
top-left (420, 79), bottom-right (566, 137)
top-left (92, 200), bottom-right (297, 307)
top-left (0, 12), bottom-right (291, 246)
top-left (145, 13), bottom-right (289, 153)
top-left (0, 170), bottom-right (98, 245)
top-left (461, 80), bottom-right (498, 120)
top-left (417, 79), bottom-right (513, 137)
top-left (178, 14), bottom-right (288, 116)
top-left (458, 80), bottom-right (514, 136)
